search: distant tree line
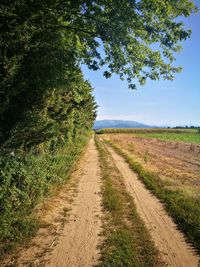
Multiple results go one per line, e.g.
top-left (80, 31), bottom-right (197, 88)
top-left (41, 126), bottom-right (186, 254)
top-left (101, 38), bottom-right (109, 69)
top-left (171, 126), bottom-right (200, 129)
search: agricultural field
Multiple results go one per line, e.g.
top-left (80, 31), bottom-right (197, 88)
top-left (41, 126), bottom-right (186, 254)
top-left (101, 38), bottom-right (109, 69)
top-left (134, 131), bottom-right (200, 144)
top-left (99, 128), bottom-right (200, 252)
top-left (100, 128), bottom-right (200, 199)
top-left (97, 128), bottom-right (200, 143)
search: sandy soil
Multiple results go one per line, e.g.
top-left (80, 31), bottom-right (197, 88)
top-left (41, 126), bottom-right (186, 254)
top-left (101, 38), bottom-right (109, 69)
top-left (45, 138), bottom-right (103, 267)
top-left (105, 142), bottom-right (199, 267)
top-left (2, 137), bottom-right (102, 267)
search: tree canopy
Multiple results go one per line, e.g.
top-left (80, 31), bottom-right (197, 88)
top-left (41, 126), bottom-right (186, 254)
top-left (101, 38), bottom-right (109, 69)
top-left (0, 0), bottom-right (197, 141)
top-left (61, 0), bottom-right (197, 87)
top-left (1, 0), bottom-right (197, 93)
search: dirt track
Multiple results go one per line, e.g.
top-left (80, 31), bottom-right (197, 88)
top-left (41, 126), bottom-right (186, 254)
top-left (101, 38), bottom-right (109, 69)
top-left (104, 142), bottom-right (199, 267)
top-left (2, 137), bottom-right (200, 267)
top-left (45, 138), bottom-right (102, 267)
top-left (2, 138), bottom-right (102, 267)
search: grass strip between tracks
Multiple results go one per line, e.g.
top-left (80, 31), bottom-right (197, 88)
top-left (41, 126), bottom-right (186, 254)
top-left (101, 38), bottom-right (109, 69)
top-left (95, 135), bottom-right (159, 267)
top-left (105, 139), bottom-right (200, 253)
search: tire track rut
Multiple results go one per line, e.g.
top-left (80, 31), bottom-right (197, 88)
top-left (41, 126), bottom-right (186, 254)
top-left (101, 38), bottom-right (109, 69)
top-left (104, 142), bottom-right (199, 267)
top-left (45, 137), bottom-right (103, 267)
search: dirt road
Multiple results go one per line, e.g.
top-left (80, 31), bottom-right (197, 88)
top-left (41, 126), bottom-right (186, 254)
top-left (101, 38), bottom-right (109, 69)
top-left (104, 141), bottom-right (199, 267)
top-left (45, 138), bottom-right (103, 267)
top-left (2, 137), bottom-right (200, 267)
top-left (3, 138), bottom-right (102, 267)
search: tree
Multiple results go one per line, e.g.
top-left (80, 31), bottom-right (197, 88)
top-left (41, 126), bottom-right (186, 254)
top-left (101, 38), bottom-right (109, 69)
top-left (1, 1), bottom-right (197, 92)
top-left (56, 0), bottom-right (197, 88)
top-left (0, 0), bottom-right (197, 142)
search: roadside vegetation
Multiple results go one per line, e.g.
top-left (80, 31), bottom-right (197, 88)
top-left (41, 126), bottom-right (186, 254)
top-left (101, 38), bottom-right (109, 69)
top-left (104, 139), bottom-right (200, 253)
top-left (95, 136), bottom-right (159, 267)
top-left (1, 1), bottom-right (97, 257)
top-left (0, 128), bottom-right (95, 258)
top-left (0, 36), bottom-right (96, 257)
top-left (0, 130), bottom-right (93, 256)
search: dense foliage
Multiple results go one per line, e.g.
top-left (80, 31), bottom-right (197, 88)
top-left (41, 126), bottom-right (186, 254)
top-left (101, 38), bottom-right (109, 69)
top-left (0, 1), bottom-right (97, 254)
top-left (0, 69), bottom-right (96, 254)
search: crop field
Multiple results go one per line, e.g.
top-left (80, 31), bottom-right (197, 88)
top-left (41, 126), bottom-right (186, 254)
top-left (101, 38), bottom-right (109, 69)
top-left (97, 127), bottom-right (197, 133)
top-left (100, 129), bottom-right (200, 197)
top-left (100, 129), bottom-right (200, 251)
top-left (97, 128), bottom-right (200, 142)
top-left (134, 132), bottom-right (200, 144)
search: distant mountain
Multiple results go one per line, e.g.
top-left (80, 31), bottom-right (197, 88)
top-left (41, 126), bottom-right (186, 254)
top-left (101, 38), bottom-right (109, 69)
top-left (93, 120), bottom-right (151, 129)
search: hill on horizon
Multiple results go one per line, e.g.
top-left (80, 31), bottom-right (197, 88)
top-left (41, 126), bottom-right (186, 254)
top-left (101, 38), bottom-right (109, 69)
top-left (93, 120), bottom-right (151, 129)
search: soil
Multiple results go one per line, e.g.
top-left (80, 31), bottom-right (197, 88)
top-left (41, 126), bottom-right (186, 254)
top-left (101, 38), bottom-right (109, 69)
top-left (45, 138), bottom-right (103, 267)
top-left (104, 141), bottom-right (199, 267)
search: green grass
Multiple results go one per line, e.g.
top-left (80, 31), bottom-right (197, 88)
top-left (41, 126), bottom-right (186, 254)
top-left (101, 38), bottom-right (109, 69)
top-left (105, 140), bottom-right (200, 253)
top-left (134, 132), bottom-right (200, 144)
top-left (95, 136), bottom-right (159, 267)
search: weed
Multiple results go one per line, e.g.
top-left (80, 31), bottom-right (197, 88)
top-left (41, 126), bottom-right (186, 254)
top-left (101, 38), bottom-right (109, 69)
top-left (63, 207), bottom-right (70, 217)
top-left (144, 149), bottom-right (149, 163)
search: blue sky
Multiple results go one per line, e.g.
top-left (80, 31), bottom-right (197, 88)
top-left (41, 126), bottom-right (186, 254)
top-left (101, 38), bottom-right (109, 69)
top-left (82, 5), bottom-right (200, 126)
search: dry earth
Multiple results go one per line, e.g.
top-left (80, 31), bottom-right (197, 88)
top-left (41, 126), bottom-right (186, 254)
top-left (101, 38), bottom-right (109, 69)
top-left (2, 138), bottom-right (103, 267)
top-left (103, 140), bottom-right (199, 267)
top-left (45, 138), bottom-right (103, 267)
top-left (103, 133), bottom-right (200, 197)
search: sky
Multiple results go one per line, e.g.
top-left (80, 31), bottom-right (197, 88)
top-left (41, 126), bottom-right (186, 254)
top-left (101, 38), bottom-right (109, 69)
top-left (82, 4), bottom-right (200, 126)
